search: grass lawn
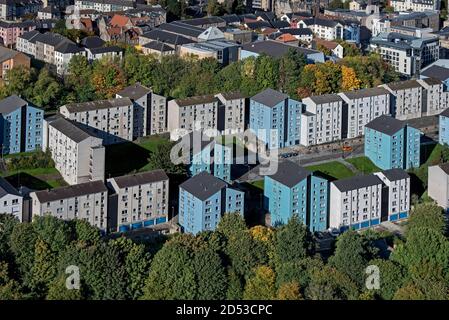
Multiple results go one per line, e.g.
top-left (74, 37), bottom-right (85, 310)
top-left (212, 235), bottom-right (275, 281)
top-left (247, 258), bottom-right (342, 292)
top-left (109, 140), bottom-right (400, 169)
top-left (346, 156), bottom-right (380, 174)
top-left (306, 161), bottom-right (355, 180)
top-left (106, 135), bottom-right (170, 177)
top-left (250, 180), bottom-right (264, 190)
top-left (3, 167), bottom-right (66, 190)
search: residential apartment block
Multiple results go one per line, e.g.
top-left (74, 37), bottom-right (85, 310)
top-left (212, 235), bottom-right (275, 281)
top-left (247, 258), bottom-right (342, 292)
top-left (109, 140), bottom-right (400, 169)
top-left (439, 107), bottom-right (449, 146)
top-left (249, 88), bottom-right (301, 149)
top-left (74, 0), bottom-right (136, 12)
top-left (0, 177), bottom-right (23, 221)
top-left (168, 95), bottom-right (219, 140)
top-left (189, 137), bottom-right (232, 183)
top-left (298, 18), bottom-right (360, 43)
top-left (0, 46), bottom-right (30, 80)
top-left (330, 169), bottom-right (410, 231)
top-left (338, 87), bottom-right (390, 139)
top-left (417, 77), bottom-right (448, 116)
top-left (17, 31), bottom-right (86, 76)
top-left (382, 80), bottom-right (423, 120)
top-left (43, 116), bottom-right (105, 186)
top-left (59, 97), bottom-right (134, 144)
top-left (0, 95), bottom-right (43, 155)
top-left (264, 161), bottom-right (329, 232)
top-left (428, 163), bottom-right (449, 210)
top-left (370, 32), bottom-right (439, 76)
top-left (116, 83), bottom-right (167, 136)
top-left (365, 115), bottom-right (421, 170)
top-left (178, 171), bottom-right (244, 234)
top-left (107, 170), bottom-right (169, 232)
top-left (0, 20), bottom-right (36, 48)
top-left (301, 94), bottom-right (343, 146)
top-left (215, 92), bottom-right (246, 135)
top-left (390, 0), bottom-right (439, 12)
top-left (330, 174), bottom-right (384, 231)
top-left (30, 181), bottom-right (109, 231)
top-left (374, 169), bottom-right (411, 222)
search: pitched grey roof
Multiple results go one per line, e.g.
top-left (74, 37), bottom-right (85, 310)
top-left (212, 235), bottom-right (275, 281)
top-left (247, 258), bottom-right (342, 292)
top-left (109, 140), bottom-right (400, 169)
top-left (141, 29), bottom-right (195, 46)
top-left (142, 41), bottom-right (175, 52)
top-left (332, 174), bottom-right (383, 192)
top-left (180, 171), bottom-right (227, 201)
top-left (365, 115), bottom-right (406, 135)
top-left (217, 91), bottom-right (246, 101)
top-left (421, 65), bottom-right (449, 81)
top-left (251, 88), bottom-right (288, 107)
top-left (89, 46), bottom-right (122, 54)
top-left (267, 160), bottom-right (310, 187)
top-left (339, 87), bottom-right (390, 100)
top-left (173, 95), bottom-right (218, 107)
top-left (280, 28), bottom-right (313, 36)
top-left (33, 180), bottom-right (107, 203)
top-left (81, 36), bottom-right (105, 49)
top-left (419, 77), bottom-right (442, 86)
top-left (117, 83), bottom-right (151, 100)
top-left (0, 95), bottom-right (28, 114)
top-left (55, 41), bottom-right (84, 54)
top-left (0, 46), bottom-right (23, 62)
top-left (307, 94), bottom-right (343, 105)
top-left (48, 116), bottom-right (94, 143)
top-left (0, 177), bottom-right (20, 198)
top-left (384, 80), bottom-right (422, 91)
top-left (62, 97), bottom-right (133, 113)
top-left (439, 163), bottom-right (449, 175)
top-left (381, 168), bottom-right (410, 181)
top-left (440, 107), bottom-right (449, 118)
top-left (241, 40), bottom-right (319, 58)
top-left (180, 16), bottom-right (226, 27)
top-left (159, 21), bottom-right (204, 38)
top-left (111, 169), bottom-right (168, 189)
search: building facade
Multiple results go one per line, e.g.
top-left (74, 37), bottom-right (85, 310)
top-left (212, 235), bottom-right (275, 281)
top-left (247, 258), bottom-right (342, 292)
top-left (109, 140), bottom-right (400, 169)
top-left (382, 80), bottom-right (423, 120)
top-left (0, 95), bottom-right (43, 155)
top-left (178, 171), bottom-right (244, 234)
top-left (439, 107), bottom-right (449, 146)
top-left (428, 163), bottom-right (449, 210)
top-left (215, 92), bottom-right (246, 135)
top-left (365, 115), bottom-right (421, 170)
top-left (249, 88), bottom-right (301, 149)
top-left (59, 97), bottom-right (134, 144)
top-left (30, 181), bottom-right (109, 231)
top-left (0, 177), bottom-right (23, 222)
top-left (338, 87), bottom-right (390, 139)
top-left (44, 116), bottom-right (105, 186)
top-left (107, 169), bottom-right (169, 232)
top-left (116, 83), bottom-right (167, 136)
top-left (301, 94), bottom-right (343, 146)
top-left (264, 160), bottom-right (329, 232)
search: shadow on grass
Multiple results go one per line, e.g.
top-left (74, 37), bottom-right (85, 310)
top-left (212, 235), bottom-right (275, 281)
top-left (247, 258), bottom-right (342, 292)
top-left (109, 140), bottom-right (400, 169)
top-left (105, 142), bottom-right (151, 178)
top-left (312, 170), bottom-right (337, 182)
top-left (421, 142), bottom-right (437, 164)
top-left (408, 171), bottom-right (426, 198)
top-left (5, 172), bottom-right (53, 190)
top-left (240, 182), bottom-right (265, 227)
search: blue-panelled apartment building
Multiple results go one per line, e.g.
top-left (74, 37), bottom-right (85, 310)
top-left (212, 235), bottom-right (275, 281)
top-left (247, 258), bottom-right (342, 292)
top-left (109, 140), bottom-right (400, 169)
top-left (249, 88), bottom-right (301, 149)
top-left (189, 138), bottom-right (232, 183)
top-left (439, 108), bottom-right (449, 146)
top-left (178, 171), bottom-right (244, 234)
top-left (0, 95), bottom-right (44, 155)
top-left (264, 160), bottom-right (329, 232)
top-left (364, 115), bottom-right (421, 170)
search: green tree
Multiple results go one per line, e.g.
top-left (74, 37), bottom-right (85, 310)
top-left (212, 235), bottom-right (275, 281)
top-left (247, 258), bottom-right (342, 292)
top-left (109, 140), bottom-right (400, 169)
top-left (30, 68), bottom-right (63, 110)
top-left (406, 202), bottom-right (446, 236)
top-left (46, 275), bottom-right (84, 300)
top-left (193, 246), bottom-right (227, 300)
top-left (146, 141), bottom-right (187, 175)
top-left (30, 239), bottom-right (57, 296)
top-left (9, 223), bottom-right (38, 287)
top-left (328, 230), bottom-right (377, 287)
top-left (273, 214), bottom-right (313, 266)
top-left (369, 259), bottom-right (406, 300)
top-left (243, 266), bottom-right (276, 300)
top-left (111, 237), bottom-right (151, 299)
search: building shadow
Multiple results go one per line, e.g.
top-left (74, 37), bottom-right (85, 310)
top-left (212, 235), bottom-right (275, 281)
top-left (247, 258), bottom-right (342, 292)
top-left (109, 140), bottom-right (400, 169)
top-left (4, 172), bottom-right (52, 190)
